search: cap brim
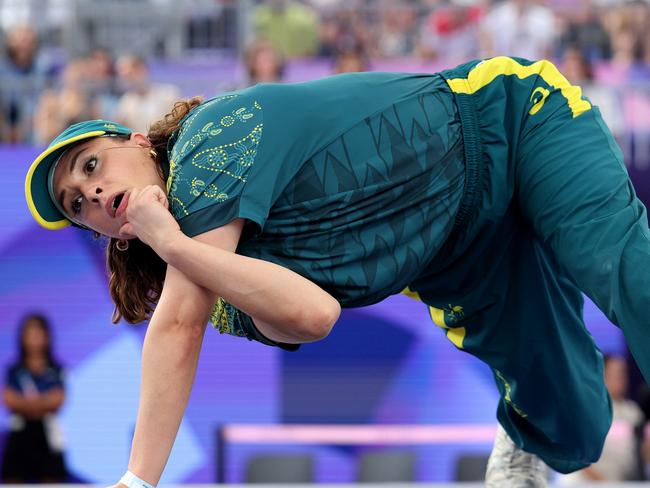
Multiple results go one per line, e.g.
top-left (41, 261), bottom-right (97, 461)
top-left (25, 130), bottom-right (106, 230)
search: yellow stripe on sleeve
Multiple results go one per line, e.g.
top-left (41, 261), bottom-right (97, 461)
top-left (402, 289), bottom-right (466, 349)
top-left (428, 306), bottom-right (446, 328)
top-left (446, 57), bottom-right (591, 118)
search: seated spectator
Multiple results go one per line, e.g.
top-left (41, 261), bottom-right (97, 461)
top-left (317, 8), bottom-right (374, 60)
top-left (561, 354), bottom-right (644, 483)
top-left (33, 57), bottom-right (101, 145)
top-left (615, 0), bottom-right (650, 50)
top-left (417, 2), bottom-right (484, 64)
top-left (1, 314), bottom-right (67, 483)
top-left (376, 4), bottom-right (418, 59)
top-left (479, 0), bottom-right (556, 60)
top-left (561, 46), bottom-right (595, 83)
top-left (253, 0), bottom-right (319, 58)
top-left (595, 27), bottom-right (650, 86)
top-left (0, 24), bottom-right (54, 142)
top-left (560, 46), bottom-right (624, 135)
top-left (318, 14), bottom-right (343, 58)
top-left (556, 0), bottom-right (610, 62)
top-left (85, 47), bottom-right (120, 121)
top-left (333, 48), bottom-right (369, 74)
top-left (244, 39), bottom-right (286, 85)
top-left (114, 55), bottom-right (180, 133)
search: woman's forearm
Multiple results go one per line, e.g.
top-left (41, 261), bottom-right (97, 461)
top-left (4, 389), bottom-right (39, 417)
top-left (36, 388), bottom-right (64, 413)
top-left (128, 317), bottom-right (207, 485)
top-left (3, 389), bottom-right (62, 418)
top-left (160, 231), bottom-right (340, 341)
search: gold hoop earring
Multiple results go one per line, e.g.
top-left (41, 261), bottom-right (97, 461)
top-left (149, 148), bottom-right (158, 160)
top-left (116, 239), bottom-right (129, 252)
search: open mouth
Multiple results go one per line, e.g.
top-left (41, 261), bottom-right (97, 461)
top-left (111, 193), bottom-right (125, 216)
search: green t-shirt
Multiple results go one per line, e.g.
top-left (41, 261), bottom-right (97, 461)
top-left (166, 72), bottom-right (466, 348)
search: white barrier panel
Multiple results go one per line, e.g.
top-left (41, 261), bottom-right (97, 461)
top-left (222, 424), bottom-right (499, 444)
top-left (221, 421), bottom-right (638, 445)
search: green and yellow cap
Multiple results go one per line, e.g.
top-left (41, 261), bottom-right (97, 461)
top-left (25, 120), bottom-right (133, 230)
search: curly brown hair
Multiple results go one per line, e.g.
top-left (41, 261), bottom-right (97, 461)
top-left (107, 96), bottom-right (203, 324)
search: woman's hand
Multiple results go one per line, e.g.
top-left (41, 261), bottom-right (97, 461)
top-left (119, 185), bottom-right (182, 252)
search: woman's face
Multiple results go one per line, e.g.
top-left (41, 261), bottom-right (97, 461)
top-left (52, 133), bottom-right (166, 238)
top-left (253, 48), bottom-right (281, 82)
top-left (22, 320), bottom-right (48, 353)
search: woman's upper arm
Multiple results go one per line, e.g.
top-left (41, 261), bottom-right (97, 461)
top-left (191, 218), bottom-right (244, 251)
top-left (154, 219), bottom-right (245, 328)
top-left (188, 219), bottom-right (307, 349)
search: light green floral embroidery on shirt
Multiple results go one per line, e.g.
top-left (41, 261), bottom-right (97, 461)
top-left (167, 158), bottom-right (189, 216)
top-left (175, 95), bottom-right (237, 142)
top-left (171, 95), bottom-right (238, 164)
top-left (190, 177), bottom-right (205, 196)
top-left (190, 177), bottom-right (228, 201)
top-left (190, 123), bottom-right (263, 183)
top-left (169, 196), bottom-right (189, 216)
top-left (210, 297), bottom-right (247, 338)
top-left (205, 186), bottom-right (229, 201)
top-left (211, 297), bottom-right (232, 334)
top-left (234, 107), bottom-right (255, 121)
top-left (168, 95), bottom-right (263, 221)
top-left (221, 115), bottom-right (235, 127)
top-left (166, 159), bottom-right (176, 192)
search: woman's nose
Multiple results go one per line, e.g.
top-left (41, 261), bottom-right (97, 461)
top-left (84, 187), bottom-right (103, 204)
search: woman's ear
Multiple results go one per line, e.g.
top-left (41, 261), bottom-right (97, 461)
top-left (130, 132), bottom-right (153, 148)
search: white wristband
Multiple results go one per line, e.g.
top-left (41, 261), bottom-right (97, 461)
top-left (120, 470), bottom-right (155, 488)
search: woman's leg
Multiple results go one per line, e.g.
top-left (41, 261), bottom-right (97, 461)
top-left (516, 102), bottom-right (650, 382)
top-left (409, 213), bottom-right (612, 474)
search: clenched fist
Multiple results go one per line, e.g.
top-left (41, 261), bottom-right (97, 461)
top-left (119, 185), bottom-right (181, 251)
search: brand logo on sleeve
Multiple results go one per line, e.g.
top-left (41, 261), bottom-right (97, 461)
top-left (529, 87), bottom-right (550, 115)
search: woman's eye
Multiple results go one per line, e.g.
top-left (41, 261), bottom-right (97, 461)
top-left (85, 156), bottom-right (97, 174)
top-left (71, 196), bottom-right (82, 215)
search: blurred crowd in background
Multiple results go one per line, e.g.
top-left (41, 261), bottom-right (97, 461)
top-left (0, 0), bottom-right (649, 144)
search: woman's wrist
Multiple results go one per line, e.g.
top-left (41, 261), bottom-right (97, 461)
top-left (119, 470), bottom-right (155, 488)
top-left (155, 229), bottom-right (186, 264)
